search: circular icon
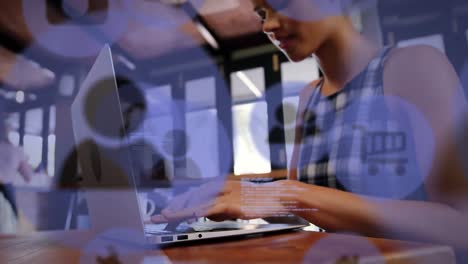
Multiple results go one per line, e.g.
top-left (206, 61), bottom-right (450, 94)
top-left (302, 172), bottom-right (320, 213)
top-left (81, 75), bottom-right (147, 147)
top-left (140, 98), bottom-right (233, 211)
top-left (127, 139), bottom-right (172, 188)
top-left (79, 228), bottom-right (168, 264)
top-left (143, 99), bottom-right (232, 178)
top-left (303, 234), bottom-right (384, 263)
top-left (131, 47), bottom-right (232, 210)
top-left (335, 95), bottom-right (435, 200)
top-left (22, 0), bottom-right (130, 58)
top-left (137, 33), bottom-right (232, 180)
top-left (248, 81), bottom-right (309, 169)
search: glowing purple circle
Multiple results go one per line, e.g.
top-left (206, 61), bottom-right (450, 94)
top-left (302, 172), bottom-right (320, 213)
top-left (303, 234), bottom-right (385, 263)
top-left (79, 228), bottom-right (167, 264)
top-left (335, 95), bottom-right (435, 200)
top-left (247, 81), bottom-right (307, 169)
top-left (266, 0), bottom-right (351, 23)
top-left (22, 0), bottom-right (130, 58)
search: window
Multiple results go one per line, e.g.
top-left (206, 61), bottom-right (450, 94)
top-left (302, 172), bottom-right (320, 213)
top-left (186, 109), bottom-right (220, 178)
top-left (282, 96), bottom-right (300, 169)
top-left (230, 67), bottom-right (270, 175)
top-left (25, 108), bottom-right (43, 135)
top-left (231, 68), bottom-right (265, 103)
top-left (186, 77), bottom-right (216, 111)
top-left (7, 132), bottom-right (20, 147)
top-left (47, 134), bottom-right (56, 176)
top-left (45, 106), bottom-right (56, 176)
top-left (49, 106), bottom-right (56, 133)
top-left (143, 85), bottom-right (174, 176)
top-left (280, 57), bottom-right (318, 168)
top-left (232, 102), bottom-right (271, 175)
top-left (185, 77), bottom-right (221, 178)
top-left (6, 113), bottom-right (20, 133)
top-left (231, 68), bottom-right (271, 175)
top-left (23, 135), bottom-right (43, 168)
top-left (6, 114), bottom-right (20, 146)
top-left (6, 107), bottom-right (55, 176)
top-left (145, 85), bottom-right (172, 116)
top-left (281, 57), bottom-right (320, 96)
top-left (22, 109), bottom-right (44, 170)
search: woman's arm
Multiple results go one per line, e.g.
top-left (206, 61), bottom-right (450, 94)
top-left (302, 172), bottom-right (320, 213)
top-left (284, 180), bottom-right (468, 249)
top-left (383, 45), bottom-right (468, 206)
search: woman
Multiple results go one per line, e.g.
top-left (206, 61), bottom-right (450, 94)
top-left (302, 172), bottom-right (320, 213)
top-left (154, 0), bottom-right (468, 251)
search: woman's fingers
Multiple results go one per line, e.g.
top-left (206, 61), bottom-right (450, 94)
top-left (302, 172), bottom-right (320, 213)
top-left (161, 198), bottom-right (240, 222)
top-left (155, 180), bottom-right (242, 224)
top-left (204, 202), bottom-right (238, 222)
top-left (150, 214), bottom-right (168, 224)
top-left (155, 180), bottom-right (289, 224)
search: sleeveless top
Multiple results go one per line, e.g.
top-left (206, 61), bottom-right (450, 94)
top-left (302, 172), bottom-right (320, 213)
top-left (297, 47), bottom-right (427, 200)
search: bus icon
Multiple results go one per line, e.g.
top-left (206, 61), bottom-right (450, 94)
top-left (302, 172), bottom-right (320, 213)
top-left (353, 125), bottom-right (407, 176)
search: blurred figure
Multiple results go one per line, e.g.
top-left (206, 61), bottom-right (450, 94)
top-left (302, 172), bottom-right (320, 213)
top-left (0, 111), bottom-right (34, 233)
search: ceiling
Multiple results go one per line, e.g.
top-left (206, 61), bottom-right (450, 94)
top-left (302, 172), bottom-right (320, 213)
top-left (0, 0), bottom-right (265, 90)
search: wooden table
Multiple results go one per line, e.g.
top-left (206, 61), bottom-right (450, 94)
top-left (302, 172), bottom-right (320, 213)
top-left (0, 230), bottom-right (455, 264)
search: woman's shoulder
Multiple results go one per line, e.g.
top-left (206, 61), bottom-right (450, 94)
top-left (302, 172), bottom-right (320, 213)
top-left (297, 78), bottom-right (323, 112)
top-left (383, 44), bottom-right (458, 96)
top-left (385, 45), bottom-right (448, 68)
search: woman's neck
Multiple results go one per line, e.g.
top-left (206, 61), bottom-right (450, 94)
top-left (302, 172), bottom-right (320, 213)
top-left (313, 23), bottom-right (380, 95)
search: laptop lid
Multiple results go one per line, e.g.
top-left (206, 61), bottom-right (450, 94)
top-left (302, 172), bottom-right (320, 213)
top-left (71, 46), bottom-right (307, 246)
top-left (71, 45), bottom-right (147, 240)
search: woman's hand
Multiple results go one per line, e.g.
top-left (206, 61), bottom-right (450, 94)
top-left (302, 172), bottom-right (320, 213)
top-left (151, 180), bottom-right (301, 223)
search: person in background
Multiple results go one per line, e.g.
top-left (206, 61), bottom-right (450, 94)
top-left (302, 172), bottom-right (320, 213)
top-left (0, 109), bottom-right (34, 233)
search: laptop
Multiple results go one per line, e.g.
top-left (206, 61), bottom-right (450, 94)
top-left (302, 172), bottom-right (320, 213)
top-left (71, 45), bottom-right (305, 246)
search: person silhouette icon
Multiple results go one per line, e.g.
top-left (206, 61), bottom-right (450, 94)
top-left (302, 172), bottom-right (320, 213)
top-left (269, 102), bottom-right (297, 145)
top-left (248, 82), bottom-right (308, 169)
